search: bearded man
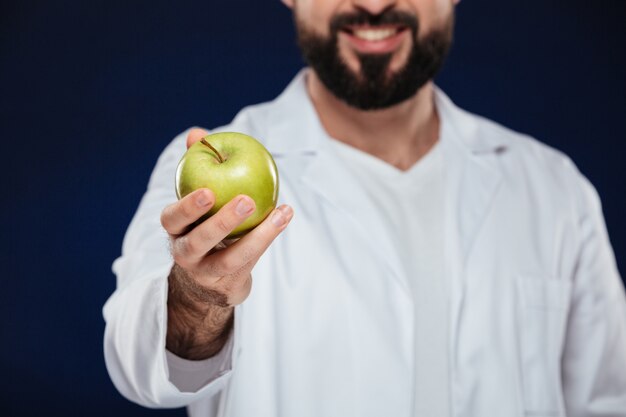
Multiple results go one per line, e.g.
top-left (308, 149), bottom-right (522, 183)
top-left (103, 1), bottom-right (626, 416)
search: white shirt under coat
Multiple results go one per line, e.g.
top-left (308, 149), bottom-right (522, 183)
top-left (329, 137), bottom-right (449, 417)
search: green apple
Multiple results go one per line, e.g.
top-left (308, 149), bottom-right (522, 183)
top-left (175, 132), bottom-right (279, 238)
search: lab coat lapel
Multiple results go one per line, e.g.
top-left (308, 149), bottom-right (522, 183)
top-left (264, 70), bottom-right (409, 294)
top-left (435, 87), bottom-right (505, 269)
top-left (299, 140), bottom-right (409, 293)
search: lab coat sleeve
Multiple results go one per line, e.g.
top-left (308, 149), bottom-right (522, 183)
top-left (102, 128), bottom-right (235, 408)
top-left (561, 170), bottom-right (626, 416)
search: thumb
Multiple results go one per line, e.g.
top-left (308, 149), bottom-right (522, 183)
top-left (186, 127), bottom-right (210, 149)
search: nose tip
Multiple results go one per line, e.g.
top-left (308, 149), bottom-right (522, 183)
top-left (351, 0), bottom-right (398, 16)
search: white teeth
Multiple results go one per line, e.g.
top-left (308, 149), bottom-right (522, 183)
top-left (353, 28), bottom-right (397, 41)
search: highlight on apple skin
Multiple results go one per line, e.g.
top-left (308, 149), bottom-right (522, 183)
top-left (175, 131), bottom-right (279, 238)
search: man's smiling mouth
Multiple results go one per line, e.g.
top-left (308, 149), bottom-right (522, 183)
top-left (339, 25), bottom-right (409, 54)
top-left (342, 25), bottom-right (408, 41)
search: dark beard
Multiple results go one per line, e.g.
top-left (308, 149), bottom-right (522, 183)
top-left (295, 9), bottom-right (454, 110)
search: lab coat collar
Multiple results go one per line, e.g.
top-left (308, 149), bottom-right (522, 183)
top-left (264, 68), bottom-right (509, 157)
top-left (263, 69), bottom-right (323, 155)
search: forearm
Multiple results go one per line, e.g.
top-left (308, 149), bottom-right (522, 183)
top-left (166, 264), bottom-right (234, 360)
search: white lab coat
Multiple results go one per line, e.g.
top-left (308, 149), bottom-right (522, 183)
top-left (103, 69), bottom-right (626, 417)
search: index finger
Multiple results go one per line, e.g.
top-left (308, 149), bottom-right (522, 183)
top-left (161, 188), bottom-right (215, 235)
top-left (186, 127), bottom-right (209, 149)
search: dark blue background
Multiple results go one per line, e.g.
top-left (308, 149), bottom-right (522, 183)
top-left (1, 0), bottom-right (624, 415)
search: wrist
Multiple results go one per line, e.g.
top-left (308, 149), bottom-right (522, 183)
top-left (166, 264), bottom-right (235, 360)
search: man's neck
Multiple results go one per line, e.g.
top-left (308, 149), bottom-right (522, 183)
top-left (306, 70), bottom-right (440, 172)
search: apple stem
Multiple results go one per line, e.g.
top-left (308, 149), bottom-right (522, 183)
top-left (200, 138), bottom-right (224, 163)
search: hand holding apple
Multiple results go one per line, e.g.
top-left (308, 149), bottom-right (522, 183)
top-left (160, 128), bottom-right (293, 359)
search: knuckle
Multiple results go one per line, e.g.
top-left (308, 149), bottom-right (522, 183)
top-left (160, 205), bottom-right (174, 230)
top-left (176, 236), bottom-right (197, 260)
top-left (196, 224), bottom-right (217, 245)
top-left (179, 200), bottom-right (195, 221)
top-left (184, 236), bottom-right (202, 257)
top-left (214, 216), bottom-right (232, 235)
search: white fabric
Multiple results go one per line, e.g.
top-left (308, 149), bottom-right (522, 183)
top-left (328, 138), bottom-right (449, 417)
top-left (165, 333), bottom-right (234, 393)
top-left (103, 69), bottom-right (626, 417)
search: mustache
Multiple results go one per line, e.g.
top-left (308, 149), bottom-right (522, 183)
top-left (329, 9), bottom-right (419, 35)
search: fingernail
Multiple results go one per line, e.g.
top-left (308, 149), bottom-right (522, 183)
top-left (271, 209), bottom-right (285, 227)
top-left (236, 198), bottom-right (253, 216)
top-left (197, 191), bottom-right (210, 207)
top-left (279, 205), bottom-right (293, 217)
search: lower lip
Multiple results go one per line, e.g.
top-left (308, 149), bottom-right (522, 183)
top-left (341, 28), bottom-right (409, 54)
